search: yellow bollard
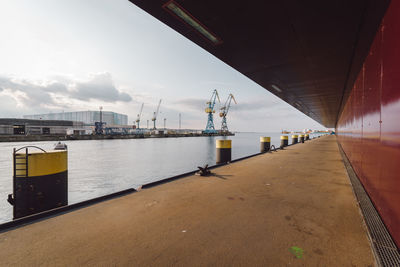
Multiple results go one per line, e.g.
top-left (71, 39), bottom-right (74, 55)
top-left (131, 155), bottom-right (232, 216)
top-left (280, 136), bottom-right (288, 148)
top-left (260, 137), bottom-right (271, 153)
top-left (216, 140), bottom-right (231, 164)
top-left (292, 135), bottom-right (298, 145)
top-left (9, 145), bottom-right (68, 219)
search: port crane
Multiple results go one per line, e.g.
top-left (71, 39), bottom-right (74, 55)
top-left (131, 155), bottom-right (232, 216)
top-left (95, 106), bottom-right (105, 135)
top-left (204, 89), bottom-right (220, 134)
top-left (135, 103), bottom-right (144, 129)
top-left (151, 99), bottom-right (162, 129)
top-left (219, 93), bottom-right (237, 133)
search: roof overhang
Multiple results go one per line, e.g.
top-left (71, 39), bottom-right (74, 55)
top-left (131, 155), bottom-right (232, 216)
top-left (129, 0), bottom-right (390, 127)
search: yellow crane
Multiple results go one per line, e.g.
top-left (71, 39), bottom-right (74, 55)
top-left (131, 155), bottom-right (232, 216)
top-left (204, 89), bottom-right (220, 133)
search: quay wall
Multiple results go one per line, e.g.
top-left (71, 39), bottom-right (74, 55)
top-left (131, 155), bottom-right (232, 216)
top-left (336, 0), bottom-right (400, 248)
top-left (0, 132), bottom-right (234, 143)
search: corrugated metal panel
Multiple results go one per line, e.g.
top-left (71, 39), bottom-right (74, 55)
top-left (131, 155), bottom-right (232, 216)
top-left (337, 0), bottom-right (400, 249)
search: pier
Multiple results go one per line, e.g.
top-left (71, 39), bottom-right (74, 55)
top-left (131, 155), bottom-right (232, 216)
top-left (0, 131), bottom-right (234, 143)
top-left (0, 135), bottom-right (376, 265)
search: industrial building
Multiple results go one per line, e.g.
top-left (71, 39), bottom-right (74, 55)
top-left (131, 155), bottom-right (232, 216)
top-left (23, 111), bottom-right (128, 126)
top-left (0, 118), bottom-right (88, 135)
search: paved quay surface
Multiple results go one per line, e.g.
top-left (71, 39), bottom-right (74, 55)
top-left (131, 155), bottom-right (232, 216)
top-left (0, 135), bottom-right (375, 266)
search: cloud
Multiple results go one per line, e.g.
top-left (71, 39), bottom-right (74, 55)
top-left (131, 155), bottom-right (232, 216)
top-left (176, 97), bottom-right (281, 115)
top-left (71, 73), bottom-right (132, 102)
top-left (171, 97), bottom-right (294, 127)
top-left (0, 73), bottom-right (132, 112)
top-left (0, 75), bottom-right (57, 106)
top-left (0, 95), bottom-right (27, 118)
top-left (175, 98), bottom-right (205, 111)
top-left (229, 99), bottom-right (280, 112)
top-left (42, 82), bottom-right (68, 93)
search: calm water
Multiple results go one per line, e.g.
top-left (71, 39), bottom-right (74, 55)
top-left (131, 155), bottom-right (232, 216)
top-left (0, 132), bottom-right (322, 223)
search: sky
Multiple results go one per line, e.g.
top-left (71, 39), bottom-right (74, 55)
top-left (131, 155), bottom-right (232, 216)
top-left (0, 0), bottom-right (327, 132)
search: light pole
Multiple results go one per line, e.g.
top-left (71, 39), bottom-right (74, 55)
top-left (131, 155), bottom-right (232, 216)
top-left (179, 113), bottom-right (181, 130)
top-left (99, 106), bottom-right (103, 125)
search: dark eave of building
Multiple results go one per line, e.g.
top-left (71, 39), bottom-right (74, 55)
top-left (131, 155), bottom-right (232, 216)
top-left (129, 0), bottom-right (390, 127)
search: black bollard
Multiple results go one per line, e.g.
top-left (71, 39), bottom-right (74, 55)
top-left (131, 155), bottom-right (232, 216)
top-left (280, 136), bottom-right (288, 148)
top-left (260, 137), bottom-right (271, 153)
top-left (216, 140), bottom-right (231, 164)
top-left (292, 135), bottom-right (298, 145)
top-left (9, 145), bottom-right (68, 219)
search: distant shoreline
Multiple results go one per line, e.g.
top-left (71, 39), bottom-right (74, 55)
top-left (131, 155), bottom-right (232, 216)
top-left (0, 132), bottom-right (235, 143)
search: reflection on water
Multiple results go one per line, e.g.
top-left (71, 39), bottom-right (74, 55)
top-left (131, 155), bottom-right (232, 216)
top-left (0, 132), bottom-right (321, 223)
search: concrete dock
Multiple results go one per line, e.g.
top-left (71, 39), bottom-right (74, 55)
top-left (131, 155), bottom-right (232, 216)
top-left (0, 132), bottom-right (234, 143)
top-left (0, 136), bottom-right (375, 266)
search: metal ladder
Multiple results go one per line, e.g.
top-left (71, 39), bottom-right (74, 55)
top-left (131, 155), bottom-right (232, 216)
top-left (9, 147), bottom-right (29, 207)
top-left (14, 147), bottom-right (28, 178)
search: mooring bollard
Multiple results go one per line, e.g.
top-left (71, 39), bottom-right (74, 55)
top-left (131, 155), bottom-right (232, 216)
top-left (216, 140), bottom-right (231, 164)
top-left (292, 135), bottom-right (298, 145)
top-left (280, 135), bottom-right (288, 148)
top-left (299, 134), bottom-right (305, 143)
top-left (260, 137), bottom-right (271, 153)
top-left (8, 144), bottom-right (68, 219)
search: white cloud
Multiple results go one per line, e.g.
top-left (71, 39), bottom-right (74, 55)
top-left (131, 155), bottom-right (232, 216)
top-left (70, 73), bottom-right (132, 102)
top-left (0, 73), bottom-right (133, 116)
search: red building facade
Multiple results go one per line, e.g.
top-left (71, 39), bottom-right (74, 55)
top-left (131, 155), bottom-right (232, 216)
top-left (337, 0), bottom-right (400, 247)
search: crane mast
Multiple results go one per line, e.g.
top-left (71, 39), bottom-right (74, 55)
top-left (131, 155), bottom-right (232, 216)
top-left (151, 99), bottom-right (162, 129)
top-left (135, 103), bottom-right (144, 129)
top-left (204, 89), bottom-right (220, 134)
top-left (219, 93), bottom-right (237, 133)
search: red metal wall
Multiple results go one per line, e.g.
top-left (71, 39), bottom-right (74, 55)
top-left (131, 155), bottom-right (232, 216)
top-left (337, 0), bottom-right (400, 248)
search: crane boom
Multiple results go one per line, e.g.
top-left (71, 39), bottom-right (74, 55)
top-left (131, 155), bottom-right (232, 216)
top-left (151, 99), bottom-right (162, 129)
top-left (225, 94), bottom-right (237, 116)
top-left (220, 93), bottom-right (237, 133)
top-left (155, 99), bottom-right (162, 118)
top-left (139, 103), bottom-right (144, 118)
top-left (136, 103), bottom-right (144, 129)
top-left (211, 90), bottom-right (220, 109)
top-left (204, 89), bottom-right (220, 134)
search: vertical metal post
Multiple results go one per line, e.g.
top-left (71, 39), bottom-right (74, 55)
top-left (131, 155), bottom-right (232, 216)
top-left (99, 106), bottom-right (103, 125)
top-left (12, 148), bottom-right (16, 219)
top-left (13, 148), bottom-right (16, 179)
top-left (25, 147), bottom-right (28, 177)
top-left (13, 148), bottom-right (16, 202)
